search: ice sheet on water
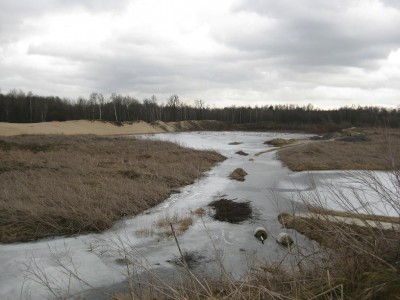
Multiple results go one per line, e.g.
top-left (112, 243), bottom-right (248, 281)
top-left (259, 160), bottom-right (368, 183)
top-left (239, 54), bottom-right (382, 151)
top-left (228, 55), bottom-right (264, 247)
top-left (277, 170), bottom-right (399, 217)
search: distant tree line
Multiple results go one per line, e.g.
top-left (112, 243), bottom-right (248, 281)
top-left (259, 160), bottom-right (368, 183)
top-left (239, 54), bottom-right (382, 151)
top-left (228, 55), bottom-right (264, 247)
top-left (0, 89), bottom-right (399, 127)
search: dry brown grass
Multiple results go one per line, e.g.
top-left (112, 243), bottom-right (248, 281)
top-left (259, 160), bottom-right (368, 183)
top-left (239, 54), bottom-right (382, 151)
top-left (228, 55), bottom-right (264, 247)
top-left (135, 212), bottom-right (194, 238)
top-left (156, 213), bottom-right (194, 237)
top-left (0, 135), bottom-right (224, 243)
top-left (278, 128), bottom-right (400, 171)
top-left (277, 212), bottom-right (400, 299)
top-left (229, 168), bottom-right (248, 181)
top-left (264, 138), bottom-right (296, 147)
top-left (193, 207), bottom-right (206, 216)
top-left (308, 206), bottom-right (400, 225)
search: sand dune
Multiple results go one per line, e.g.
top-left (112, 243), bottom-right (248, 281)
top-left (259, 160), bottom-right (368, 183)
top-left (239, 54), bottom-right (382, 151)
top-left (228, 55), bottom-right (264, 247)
top-left (0, 120), bottom-right (167, 136)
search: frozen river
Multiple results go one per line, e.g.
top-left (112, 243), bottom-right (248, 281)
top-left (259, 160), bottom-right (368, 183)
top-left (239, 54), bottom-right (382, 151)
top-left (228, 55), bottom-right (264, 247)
top-left (0, 131), bottom-right (397, 299)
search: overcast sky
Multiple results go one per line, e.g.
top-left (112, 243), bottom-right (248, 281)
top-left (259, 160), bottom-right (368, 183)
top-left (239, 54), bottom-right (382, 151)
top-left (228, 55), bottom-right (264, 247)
top-left (1, 0), bottom-right (400, 108)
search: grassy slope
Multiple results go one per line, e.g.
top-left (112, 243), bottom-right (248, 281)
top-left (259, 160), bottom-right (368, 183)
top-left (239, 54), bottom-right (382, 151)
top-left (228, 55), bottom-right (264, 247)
top-left (277, 129), bottom-right (400, 171)
top-left (0, 135), bottom-right (225, 243)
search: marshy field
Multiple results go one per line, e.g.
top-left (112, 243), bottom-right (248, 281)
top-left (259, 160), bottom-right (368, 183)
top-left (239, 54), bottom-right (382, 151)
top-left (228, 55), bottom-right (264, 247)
top-left (278, 128), bottom-right (400, 171)
top-left (0, 123), bottom-right (399, 300)
top-left (0, 135), bottom-right (224, 242)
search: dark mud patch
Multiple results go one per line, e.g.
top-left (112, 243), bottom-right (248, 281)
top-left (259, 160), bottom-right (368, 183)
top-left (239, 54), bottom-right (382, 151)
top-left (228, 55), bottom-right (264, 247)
top-left (167, 251), bottom-right (212, 269)
top-left (229, 168), bottom-right (248, 181)
top-left (235, 150), bottom-right (249, 156)
top-left (229, 142), bottom-right (242, 145)
top-left (208, 199), bottom-right (252, 223)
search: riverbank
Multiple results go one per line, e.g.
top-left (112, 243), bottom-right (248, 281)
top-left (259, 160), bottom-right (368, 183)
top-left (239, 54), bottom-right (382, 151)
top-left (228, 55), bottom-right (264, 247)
top-left (0, 119), bottom-right (361, 137)
top-left (0, 120), bottom-right (236, 136)
top-left (0, 135), bottom-right (225, 243)
top-left (276, 128), bottom-right (400, 171)
top-left (276, 208), bottom-right (400, 299)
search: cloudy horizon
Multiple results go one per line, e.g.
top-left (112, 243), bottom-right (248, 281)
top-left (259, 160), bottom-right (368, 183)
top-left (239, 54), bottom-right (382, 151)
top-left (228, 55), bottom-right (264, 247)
top-left (1, 0), bottom-right (400, 108)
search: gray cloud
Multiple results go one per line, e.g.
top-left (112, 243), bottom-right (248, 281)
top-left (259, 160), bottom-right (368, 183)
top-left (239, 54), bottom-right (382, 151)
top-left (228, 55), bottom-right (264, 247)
top-left (380, 0), bottom-right (400, 9)
top-left (221, 0), bottom-right (400, 68)
top-left (0, 0), bottom-right (130, 43)
top-left (0, 0), bottom-right (400, 108)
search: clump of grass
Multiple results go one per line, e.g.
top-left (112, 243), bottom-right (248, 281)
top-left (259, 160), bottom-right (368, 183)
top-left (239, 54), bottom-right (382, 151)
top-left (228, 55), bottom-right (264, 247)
top-left (235, 150), bottom-right (248, 156)
top-left (229, 168), bottom-right (248, 181)
top-left (264, 138), bottom-right (296, 147)
top-left (193, 207), bottom-right (206, 216)
top-left (135, 226), bottom-right (155, 238)
top-left (155, 212), bottom-right (182, 228)
top-left (136, 212), bottom-right (194, 238)
top-left (0, 135), bottom-right (225, 243)
top-left (157, 213), bottom-right (193, 237)
top-left (177, 217), bottom-right (193, 233)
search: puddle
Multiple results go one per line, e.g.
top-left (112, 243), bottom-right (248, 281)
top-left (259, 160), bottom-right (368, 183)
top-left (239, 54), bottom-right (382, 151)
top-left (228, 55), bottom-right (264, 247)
top-left (208, 199), bottom-right (252, 223)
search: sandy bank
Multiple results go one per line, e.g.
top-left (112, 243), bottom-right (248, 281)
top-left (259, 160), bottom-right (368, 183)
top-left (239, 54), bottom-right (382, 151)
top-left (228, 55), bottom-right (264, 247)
top-left (0, 120), bottom-right (167, 136)
top-left (0, 120), bottom-right (233, 136)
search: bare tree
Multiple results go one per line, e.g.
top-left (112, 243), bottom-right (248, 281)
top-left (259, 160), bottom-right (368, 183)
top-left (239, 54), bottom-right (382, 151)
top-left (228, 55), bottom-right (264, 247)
top-left (194, 99), bottom-right (205, 120)
top-left (89, 92), bottom-right (97, 121)
top-left (151, 95), bottom-right (161, 121)
top-left (167, 94), bottom-right (180, 122)
top-left (42, 98), bottom-right (48, 122)
top-left (143, 95), bottom-right (158, 122)
top-left (111, 93), bottom-right (121, 123)
top-left (27, 91), bottom-right (33, 123)
top-left (122, 96), bottom-right (131, 121)
top-left (97, 93), bottom-right (105, 121)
